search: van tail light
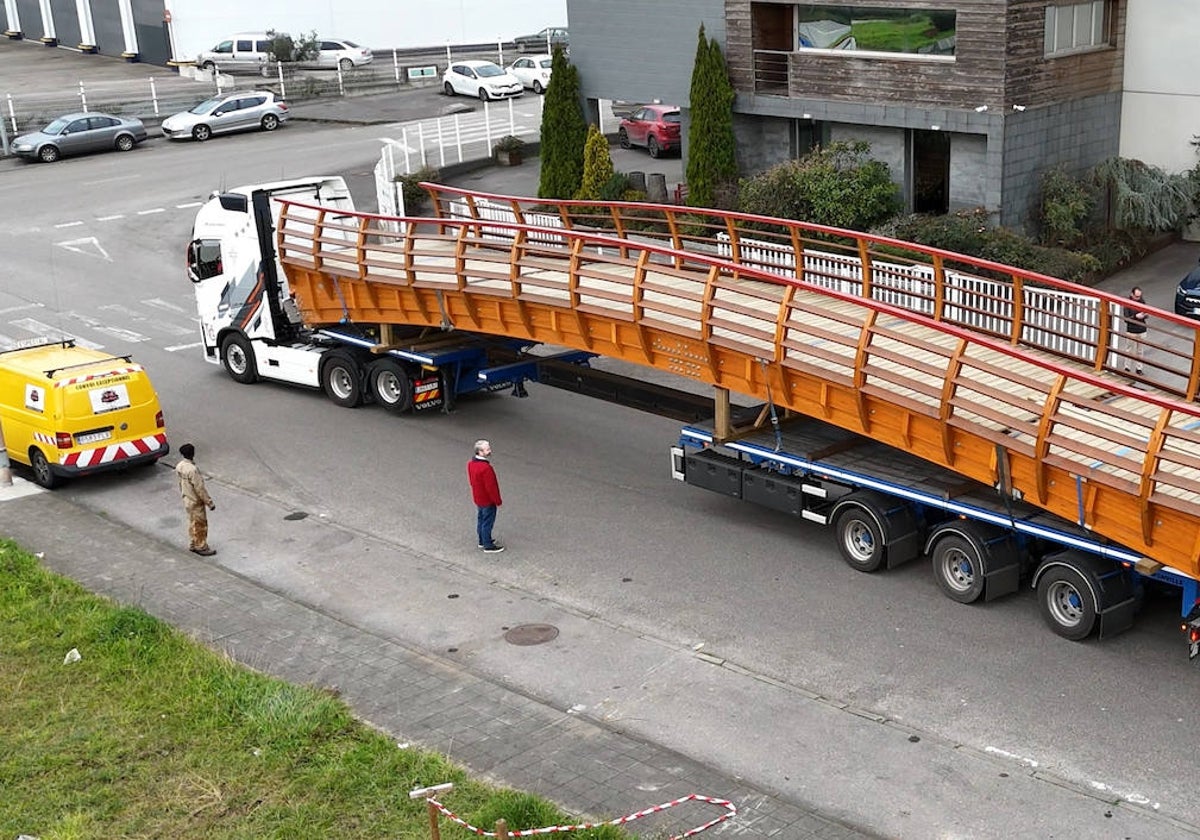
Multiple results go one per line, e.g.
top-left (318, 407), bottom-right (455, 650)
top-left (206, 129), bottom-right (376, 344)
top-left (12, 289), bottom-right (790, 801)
top-left (55, 432), bottom-right (73, 449)
top-left (155, 410), bottom-right (165, 429)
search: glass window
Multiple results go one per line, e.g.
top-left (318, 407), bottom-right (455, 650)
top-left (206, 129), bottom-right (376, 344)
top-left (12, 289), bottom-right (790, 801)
top-left (1045, 1), bottom-right (1107, 56)
top-left (213, 41), bottom-right (232, 54)
top-left (187, 239), bottom-right (223, 282)
top-left (795, 6), bottom-right (956, 56)
top-left (236, 40), bottom-right (253, 51)
top-left (66, 119), bottom-right (90, 133)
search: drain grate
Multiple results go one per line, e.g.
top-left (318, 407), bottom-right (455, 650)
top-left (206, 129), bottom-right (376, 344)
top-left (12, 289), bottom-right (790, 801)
top-left (503, 623), bottom-right (559, 646)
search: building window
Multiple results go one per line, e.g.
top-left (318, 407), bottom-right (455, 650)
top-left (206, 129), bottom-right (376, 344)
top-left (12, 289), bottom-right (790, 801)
top-left (794, 5), bottom-right (956, 58)
top-left (1044, 1), bottom-right (1107, 56)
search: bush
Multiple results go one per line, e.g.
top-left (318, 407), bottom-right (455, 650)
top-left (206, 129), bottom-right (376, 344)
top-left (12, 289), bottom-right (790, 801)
top-left (1038, 166), bottom-right (1094, 248)
top-left (738, 141), bottom-right (900, 231)
top-left (264, 29), bottom-right (319, 63)
top-left (537, 47), bottom-right (588, 199)
top-left (574, 125), bottom-right (614, 201)
top-left (394, 165), bottom-right (440, 214)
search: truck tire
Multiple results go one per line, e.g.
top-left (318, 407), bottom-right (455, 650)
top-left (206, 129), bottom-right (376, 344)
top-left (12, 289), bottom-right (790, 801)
top-left (370, 358), bottom-right (413, 414)
top-left (220, 334), bottom-right (258, 384)
top-left (931, 534), bottom-right (987, 604)
top-left (1036, 565), bottom-right (1098, 641)
top-left (833, 504), bottom-right (885, 572)
top-left (321, 352), bottom-right (364, 408)
top-left (29, 448), bottom-right (59, 489)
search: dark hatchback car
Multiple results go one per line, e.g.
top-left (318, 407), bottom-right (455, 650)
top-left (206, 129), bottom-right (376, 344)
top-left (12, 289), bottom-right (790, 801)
top-left (1173, 258), bottom-right (1200, 318)
top-left (617, 104), bottom-right (682, 159)
top-left (12, 112), bottom-right (147, 162)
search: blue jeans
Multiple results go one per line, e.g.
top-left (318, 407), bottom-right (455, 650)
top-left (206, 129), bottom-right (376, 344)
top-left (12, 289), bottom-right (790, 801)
top-left (476, 505), bottom-right (498, 548)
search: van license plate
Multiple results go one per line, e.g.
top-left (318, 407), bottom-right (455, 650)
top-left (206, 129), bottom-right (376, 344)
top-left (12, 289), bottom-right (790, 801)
top-left (76, 431), bottom-right (112, 444)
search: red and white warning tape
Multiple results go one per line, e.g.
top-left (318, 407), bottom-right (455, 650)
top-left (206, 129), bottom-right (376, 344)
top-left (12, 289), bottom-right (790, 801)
top-left (428, 792), bottom-right (736, 838)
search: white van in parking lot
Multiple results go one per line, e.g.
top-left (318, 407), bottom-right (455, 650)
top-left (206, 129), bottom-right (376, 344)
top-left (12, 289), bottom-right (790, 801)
top-left (195, 33), bottom-right (277, 73)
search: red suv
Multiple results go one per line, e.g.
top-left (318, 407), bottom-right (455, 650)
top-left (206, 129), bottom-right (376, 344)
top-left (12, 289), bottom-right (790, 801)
top-left (618, 104), bottom-right (681, 158)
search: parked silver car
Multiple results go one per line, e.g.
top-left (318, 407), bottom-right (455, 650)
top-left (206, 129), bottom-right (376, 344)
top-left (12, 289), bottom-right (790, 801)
top-left (160, 91), bottom-right (289, 142)
top-left (317, 39), bottom-right (373, 70)
top-left (11, 112), bottom-right (147, 162)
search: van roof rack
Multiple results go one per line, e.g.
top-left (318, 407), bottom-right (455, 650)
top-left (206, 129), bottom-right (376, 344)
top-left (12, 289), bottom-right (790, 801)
top-left (42, 353), bottom-right (135, 378)
top-left (0, 337), bottom-right (76, 355)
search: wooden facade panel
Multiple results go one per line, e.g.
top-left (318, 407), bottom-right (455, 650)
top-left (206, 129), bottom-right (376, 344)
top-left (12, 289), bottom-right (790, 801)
top-left (727, 0), bottom-right (1125, 108)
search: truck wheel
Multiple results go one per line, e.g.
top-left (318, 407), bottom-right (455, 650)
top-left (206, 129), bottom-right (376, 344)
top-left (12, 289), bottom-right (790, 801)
top-left (1037, 566), bottom-right (1098, 641)
top-left (370, 359), bottom-right (413, 414)
top-left (220, 334), bottom-right (258, 384)
top-left (833, 505), bottom-right (885, 572)
top-left (29, 448), bottom-right (59, 489)
top-left (932, 534), bottom-right (986, 604)
top-left (321, 352), bottom-right (363, 407)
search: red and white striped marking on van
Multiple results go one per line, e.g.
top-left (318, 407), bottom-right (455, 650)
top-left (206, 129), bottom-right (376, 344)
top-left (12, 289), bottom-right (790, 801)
top-left (52, 366), bottom-right (143, 388)
top-left (33, 431), bottom-right (56, 447)
top-left (59, 433), bottom-right (166, 466)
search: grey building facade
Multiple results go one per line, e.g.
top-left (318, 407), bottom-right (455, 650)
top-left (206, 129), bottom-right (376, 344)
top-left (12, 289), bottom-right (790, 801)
top-left (567, 0), bottom-right (1127, 230)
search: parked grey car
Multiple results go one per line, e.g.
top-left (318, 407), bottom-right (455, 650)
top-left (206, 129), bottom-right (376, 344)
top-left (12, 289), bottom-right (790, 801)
top-left (160, 91), bottom-right (289, 142)
top-left (11, 112), bottom-right (147, 162)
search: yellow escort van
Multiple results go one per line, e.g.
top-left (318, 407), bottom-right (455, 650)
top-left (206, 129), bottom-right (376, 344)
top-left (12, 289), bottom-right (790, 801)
top-left (0, 340), bottom-right (168, 488)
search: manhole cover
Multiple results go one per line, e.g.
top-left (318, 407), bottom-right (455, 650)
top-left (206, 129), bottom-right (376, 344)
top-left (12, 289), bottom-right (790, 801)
top-left (503, 623), bottom-right (559, 646)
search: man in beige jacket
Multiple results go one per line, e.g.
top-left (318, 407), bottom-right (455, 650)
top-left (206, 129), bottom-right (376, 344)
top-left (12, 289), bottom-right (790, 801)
top-left (175, 442), bottom-right (216, 556)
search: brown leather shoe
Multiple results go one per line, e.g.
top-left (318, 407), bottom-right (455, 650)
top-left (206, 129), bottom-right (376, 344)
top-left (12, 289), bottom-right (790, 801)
top-left (190, 547), bottom-right (217, 556)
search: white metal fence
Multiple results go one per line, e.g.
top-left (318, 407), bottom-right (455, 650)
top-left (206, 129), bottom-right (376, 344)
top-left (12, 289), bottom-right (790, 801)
top-left (716, 232), bottom-right (1111, 360)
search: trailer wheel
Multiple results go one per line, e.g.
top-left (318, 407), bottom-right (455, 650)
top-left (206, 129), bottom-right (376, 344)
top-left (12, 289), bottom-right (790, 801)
top-left (29, 448), bottom-right (59, 489)
top-left (370, 359), bottom-right (413, 414)
top-left (931, 535), bottom-right (986, 604)
top-left (220, 334), bottom-right (258, 384)
top-left (321, 352), bottom-right (363, 408)
top-left (1037, 566), bottom-right (1098, 641)
top-left (833, 505), bottom-right (885, 572)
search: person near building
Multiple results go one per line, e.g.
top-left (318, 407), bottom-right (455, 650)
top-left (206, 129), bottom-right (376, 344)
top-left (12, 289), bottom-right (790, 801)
top-left (175, 442), bottom-right (216, 556)
top-left (1122, 286), bottom-right (1148, 375)
top-left (467, 439), bottom-right (504, 553)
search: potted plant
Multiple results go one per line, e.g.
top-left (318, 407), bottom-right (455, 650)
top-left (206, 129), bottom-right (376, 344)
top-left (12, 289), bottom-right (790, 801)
top-left (493, 134), bottom-right (525, 166)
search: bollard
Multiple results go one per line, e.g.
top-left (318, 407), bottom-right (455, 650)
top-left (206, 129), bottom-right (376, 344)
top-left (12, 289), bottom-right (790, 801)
top-left (392, 48), bottom-right (400, 84)
top-left (278, 62), bottom-right (287, 101)
top-left (647, 172), bottom-right (668, 203)
top-left (149, 76), bottom-right (159, 116)
top-left (495, 818), bottom-right (509, 840)
top-left (79, 80), bottom-right (88, 113)
top-left (7, 94), bottom-right (17, 134)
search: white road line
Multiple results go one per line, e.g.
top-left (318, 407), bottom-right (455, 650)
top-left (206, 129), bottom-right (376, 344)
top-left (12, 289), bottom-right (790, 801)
top-left (96, 214), bottom-right (125, 221)
top-left (56, 237), bottom-right (112, 262)
top-left (0, 303), bottom-right (45, 315)
top-left (137, 208), bottom-right (166, 216)
top-left (10, 319), bottom-right (103, 349)
top-left (165, 341), bottom-right (202, 352)
top-left (94, 326), bottom-right (149, 342)
top-left (175, 202), bottom-right (202, 209)
top-left (142, 297), bottom-right (188, 314)
top-left (54, 221), bottom-right (84, 229)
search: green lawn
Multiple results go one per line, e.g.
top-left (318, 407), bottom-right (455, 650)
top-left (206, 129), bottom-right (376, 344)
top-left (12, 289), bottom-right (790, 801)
top-left (0, 541), bottom-right (627, 839)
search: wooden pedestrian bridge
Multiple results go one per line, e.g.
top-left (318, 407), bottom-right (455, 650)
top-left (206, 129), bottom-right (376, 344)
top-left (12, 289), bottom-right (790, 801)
top-left (273, 183), bottom-right (1200, 581)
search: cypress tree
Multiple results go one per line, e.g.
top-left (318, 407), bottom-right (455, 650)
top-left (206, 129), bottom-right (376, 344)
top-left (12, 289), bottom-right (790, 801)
top-left (575, 124), bottom-right (615, 201)
top-left (537, 46), bottom-right (589, 199)
top-left (685, 25), bottom-right (738, 209)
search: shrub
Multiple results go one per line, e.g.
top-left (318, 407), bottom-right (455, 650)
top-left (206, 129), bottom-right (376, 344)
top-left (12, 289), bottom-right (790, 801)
top-left (264, 30), bottom-right (319, 63)
top-left (685, 25), bottom-right (738, 209)
top-left (394, 165), bottom-right (440, 214)
top-left (494, 135), bottom-right (526, 153)
top-left (1038, 166), bottom-right (1094, 248)
top-left (738, 140), bottom-right (900, 231)
top-left (537, 47), bottom-right (588, 199)
top-left (574, 125), bottom-right (614, 201)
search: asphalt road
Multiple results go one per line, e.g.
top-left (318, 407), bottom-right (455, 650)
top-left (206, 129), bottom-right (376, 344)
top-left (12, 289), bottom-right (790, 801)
top-left (3, 54), bottom-right (1200, 838)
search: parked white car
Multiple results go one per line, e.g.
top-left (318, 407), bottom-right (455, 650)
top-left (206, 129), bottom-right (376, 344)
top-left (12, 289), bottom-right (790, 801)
top-left (506, 54), bottom-right (553, 93)
top-left (318, 39), bottom-right (372, 70)
top-left (442, 60), bottom-right (523, 101)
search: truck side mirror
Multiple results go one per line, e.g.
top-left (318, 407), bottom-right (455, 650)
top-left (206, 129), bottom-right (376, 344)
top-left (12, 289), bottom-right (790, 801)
top-left (217, 193), bottom-right (248, 213)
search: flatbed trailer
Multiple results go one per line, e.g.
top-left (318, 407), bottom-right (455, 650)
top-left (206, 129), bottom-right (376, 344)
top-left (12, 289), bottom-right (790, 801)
top-left (673, 412), bottom-right (1200, 652)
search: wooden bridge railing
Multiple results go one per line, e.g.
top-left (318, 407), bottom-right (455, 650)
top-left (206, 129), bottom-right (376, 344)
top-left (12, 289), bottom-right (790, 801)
top-left (274, 196), bottom-right (1200, 576)
top-left (422, 183), bottom-right (1200, 401)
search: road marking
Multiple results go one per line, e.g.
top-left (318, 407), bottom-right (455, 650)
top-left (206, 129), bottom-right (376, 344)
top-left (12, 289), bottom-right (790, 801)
top-left (175, 202), bottom-right (202, 209)
top-left (81, 174), bottom-right (141, 186)
top-left (165, 341), bottom-right (202, 352)
top-left (96, 214), bottom-right (125, 221)
top-left (56, 236), bottom-right (112, 262)
top-left (0, 303), bottom-right (45, 315)
top-left (136, 208), bottom-right (166, 216)
top-left (142, 297), bottom-right (189, 314)
top-left (10, 318), bottom-right (103, 349)
top-left (54, 221), bottom-right (84, 229)
top-left (94, 326), bottom-right (149, 343)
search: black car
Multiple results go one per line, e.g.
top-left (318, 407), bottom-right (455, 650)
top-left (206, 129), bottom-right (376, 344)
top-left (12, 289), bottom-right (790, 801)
top-left (1173, 258), bottom-right (1200, 318)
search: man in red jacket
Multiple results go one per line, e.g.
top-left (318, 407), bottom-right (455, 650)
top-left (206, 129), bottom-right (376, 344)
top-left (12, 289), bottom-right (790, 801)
top-left (467, 439), bottom-right (504, 553)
